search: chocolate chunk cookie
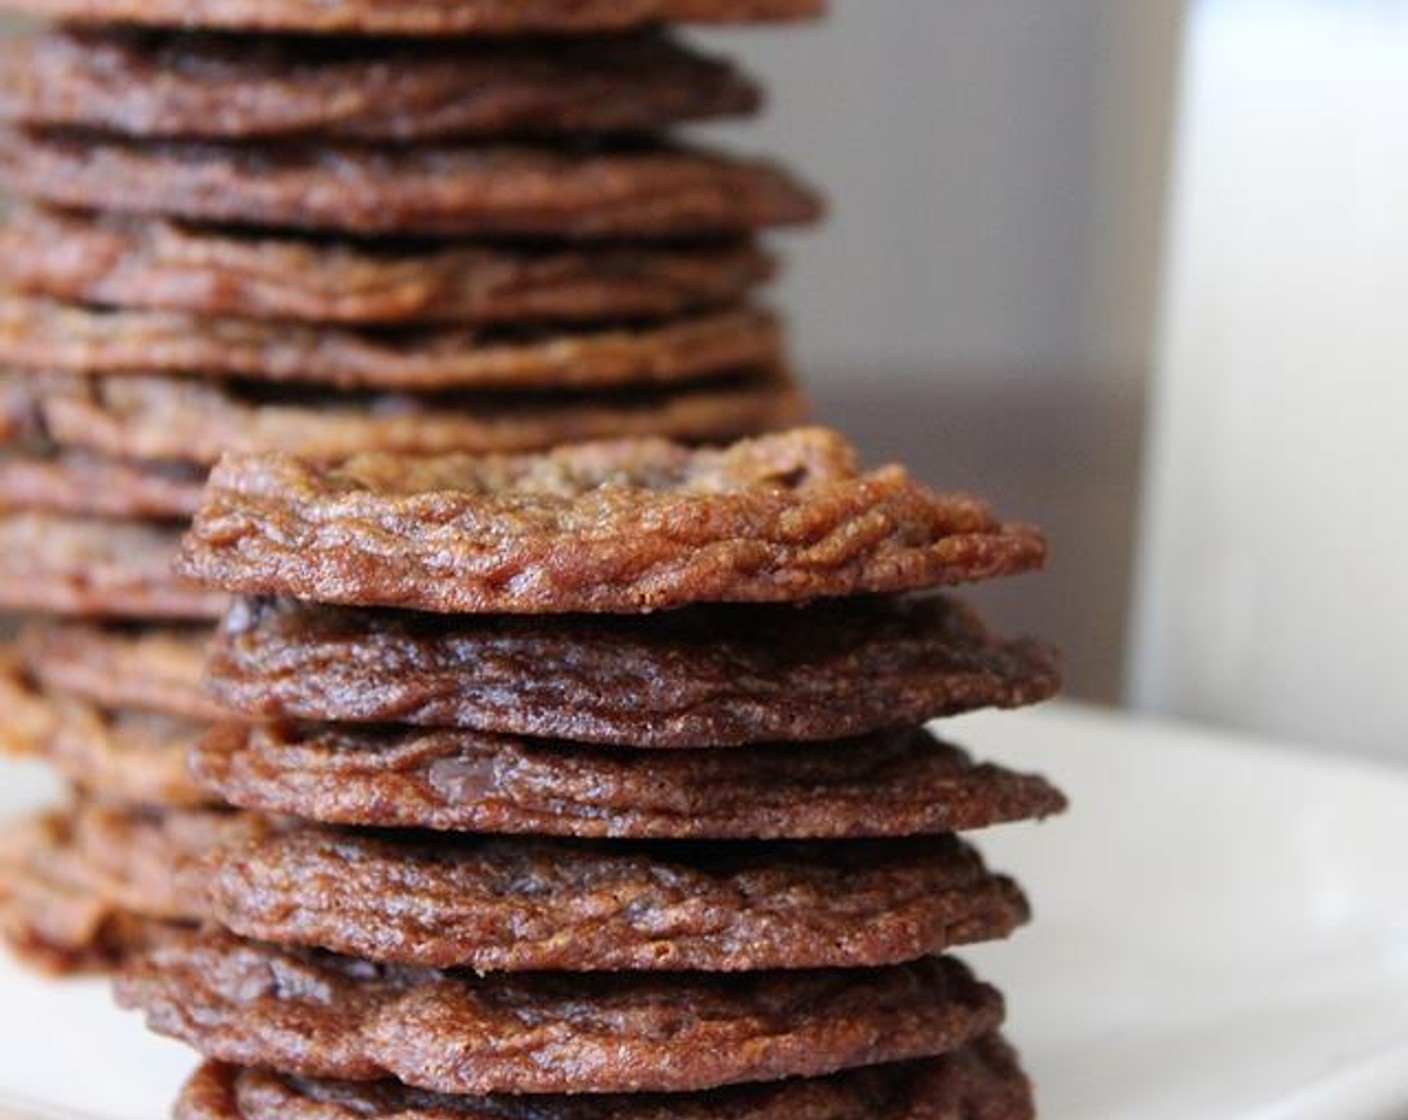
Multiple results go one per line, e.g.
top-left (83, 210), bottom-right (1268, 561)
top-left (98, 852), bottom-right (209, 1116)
top-left (176, 1036), bottom-right (1034, 1120)
top-left (207, 828), bottom-right (1028, 971)
top-left (0, 297), bottom-right (785, 392)
top-left (0, 30), bottom-right (760, 140)
top-left (116, 931), bottom-right (1003, 1094)
top-left (205, 595), bottom-right (1057, 746)
top-left (178, 429), bottom-right (1045, 614)
top-left (0, 648), bottom-right (53, 756)
top-left (18, 370), bottom-right (804, 465)
top-left (0, 0), bottom-right (823, 35)
top-left (0, 809), bottom-right (190, 974)
top-left (0, 132), bottom-right (823, 239)
top-left (0, 511), bottom-right (227, 619)
top-left (0, 208), bottom-right (774, 325)
top-left (0, 450), bottom-right (205, 519)
top-left (20, 694), bottom-right (214, 808)
top-left (191, 723), bottom-right (1067, 840)
top-left (21, 622), bottom-right (223, 721)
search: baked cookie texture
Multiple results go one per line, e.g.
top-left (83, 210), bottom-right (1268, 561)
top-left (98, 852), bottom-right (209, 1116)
top-left (175, 1038), bottom-right (1034, 1120)
top-left (0, 209), bottom-right (775, 325)
top-left (192, 722), bottom-right (1065, 840)
top-left (177, 429), bottom-right (1045, 613)
top-left (0, 30), bottom-right (761, 140)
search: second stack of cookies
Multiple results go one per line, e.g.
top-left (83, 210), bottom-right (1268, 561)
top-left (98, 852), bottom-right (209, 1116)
top-left (122, 427), bottom-right (1066, 1119)
top-left (0, 1), bottom-right (821, 965)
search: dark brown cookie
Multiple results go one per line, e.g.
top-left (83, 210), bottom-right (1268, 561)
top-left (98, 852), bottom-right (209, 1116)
top-left (15, 370), bottom-right (805, 465)
top-left (0, 808), bottom-right (190, 974)
top-left (0, 132), bottom-right (823, 239)
top-left (0, 208), bottom-right (774, 325)
top-left (207, 828), bottom-right (1028, 971)
top-left (176, 1036), bottom-right (1034, 1120)
top-left (0, 511), bottom-right (227, 620)
top-left (177, 430), bottom-right (1046, 614)
top-left (191, 723), bottom-right (1067, 840)
top-left (0, 450), bottom-right (205, 519)
top-left (21, 622), bottom-right (223, 721)
top-left (206, 595), bottom-right (1058, 747)
top-left (20, 694), bottom-right (215, 808)
top-left (0, 30), bottom-right (759, 140)
top-left (0, 297), bottom-right (785, 392)
top-left (116, 931), bottom-right (1003, 1094)
top-left (0, 0), bottom-right (823, 35)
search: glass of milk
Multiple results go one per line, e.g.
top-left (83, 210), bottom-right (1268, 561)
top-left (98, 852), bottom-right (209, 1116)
top-left (1131, 0), bottom-right (1408, 763)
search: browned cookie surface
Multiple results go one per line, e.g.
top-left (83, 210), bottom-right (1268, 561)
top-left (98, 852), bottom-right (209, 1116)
top-left (206, 595), bottom-right (1058, 746)
top-left (0, 297), bottom-right (784, 392)
top-left (22, 622), bottom-right (222, 721)
top-left (207, 828), bottom-right (1028, 971)
top-left (178, 430), bottom-right (1045, 613)
top-left (15, 370), bottom-right (804, 465)
top-left (176, 1036), bottom-right (1034, 1120)
top-left (192, 723), bottom-right (1066, 840)
top-left (0, 511), bottom-right (227, 620)
top-left (117, 931), bottom-right (1002, 1094)
top-left (0, 0), bottom-right (822, 35)
top-left (0, 450), bottom-right (205, 519)
top-left (0, 30), bottom-right (759, 140)
top-left (22, 694), bottom-right (215, 808)
top-left (0, 209), bottom-right (773, 325)
top-left (0, 808), bottom-right (191, 974)
top-left (0, 132), bottom-right (822, 239)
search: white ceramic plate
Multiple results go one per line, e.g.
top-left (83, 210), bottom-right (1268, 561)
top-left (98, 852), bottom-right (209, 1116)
top-left (2, 704), bottom-right (1406, 1119)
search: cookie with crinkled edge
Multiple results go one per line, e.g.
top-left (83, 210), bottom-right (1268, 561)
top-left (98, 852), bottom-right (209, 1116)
top-left (22, 694), bottom-right (216, 808)
top-left (0, 296), bottom-right (785, 392)
top-left (0, 208), bottom-right (775, 325)
top-left (191, 723), bottom-right (1067, 840)
top-left (207, 828), bottom-right (1029, 971)
top-left (0, 132), bottom-right (823, 239)
top-left (0, 449), bottom-right (204, 519)
top-left (0, 809), bottom-right (189, 974)
top-left (0, 30), bottom-right (760, 141)
top-left (116, 931), bottom-right (1003, 1094)
top-left (177, 429), bottom-right (1046, 614)
top-left (0, 511), bottom-right (227, 619)
top-left (16, 369), bottom-right (805, 465)
top-left (176, 1036), bottom-right (1034, 1120)
top-left (0, 0), bottom-right (822, 35)
top-left (206, 595), bottom-right (1058, 746)
top-left (22, 622), bottom-right (223, 721)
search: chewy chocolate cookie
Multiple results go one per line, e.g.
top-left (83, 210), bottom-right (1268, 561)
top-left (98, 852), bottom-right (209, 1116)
top-left (0, 297), bottom-right (784, 392)
top-left (0, 0), bottom-right (823, 35)
top-left (205, 828), bottom-right (1029, 971)
top-left (204, 594), bottom-right (1057, 746)
top-left (177, 429), bottom-right (1045, 614)
top-left (15, 370), bottom-right (803, 465)
top-left (0, 132), bottom-right (822, 239)
top-left (0, 511), bottom-right (226, 619)
top-left (0, 30), bottom-right (759, 140)
top-left (117, 931), bottom-right (1002, 1094)
top-left (0, 208), bottom-right (773, 325)
top-left (175, 1037), bottom-right (1034, 1120)
top-left (0, 450), bottom-right (205, 519)
top-left (191, 723), bottom-right (1066, 840)
top-left (21, 622), bottom-right (222, 721)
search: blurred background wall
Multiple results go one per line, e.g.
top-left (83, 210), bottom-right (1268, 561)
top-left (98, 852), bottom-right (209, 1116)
top-left (709, 1), bottom-right (1184, 701)
top-left (0, 3), bottom-right (1186, 703)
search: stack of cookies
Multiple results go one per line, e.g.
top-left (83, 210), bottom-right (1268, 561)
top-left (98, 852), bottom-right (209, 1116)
top-left (108, 427), bottom-right (1066, 1119)
top-left (0, 0), bottom-right (822, 964)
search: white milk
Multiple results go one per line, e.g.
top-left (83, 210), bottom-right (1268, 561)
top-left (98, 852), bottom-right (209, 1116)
top-left (1131, 0), bottom-right (1408, 762)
